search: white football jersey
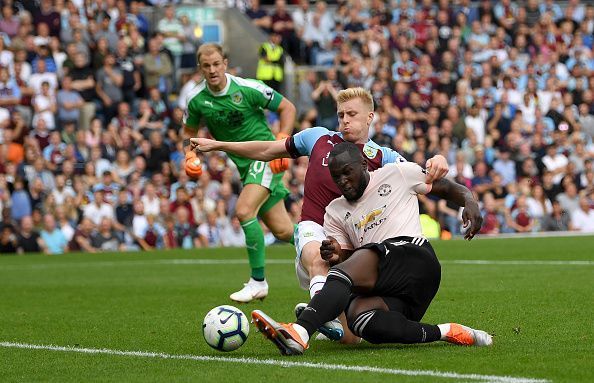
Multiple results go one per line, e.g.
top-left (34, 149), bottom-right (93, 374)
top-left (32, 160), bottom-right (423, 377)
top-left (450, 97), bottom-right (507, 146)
top-left (324, 162), bottom-right (431, 249)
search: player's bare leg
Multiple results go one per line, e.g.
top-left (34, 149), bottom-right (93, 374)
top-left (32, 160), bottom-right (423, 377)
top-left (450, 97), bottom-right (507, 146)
top-left (230, 184), bottom-right (270, 303)
top-left (260, 201), bottom-right (295, 243)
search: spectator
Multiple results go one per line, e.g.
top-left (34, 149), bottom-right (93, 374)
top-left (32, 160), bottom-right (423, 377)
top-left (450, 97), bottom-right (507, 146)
top-left (40, 213), bottom-right (68, 254)
top-left (54, 205), bottom-right (75, 242)
top-left (143, 37), bottom-right (172, 94)
top-left (556, 182), bottom-right (581, 214)
top-left (68, 217), bottom-right (98, 253)
top-left (245, 0), bottom-right (271, 33)
top-left (542, 143), bottom-right (568, 184)
top-left (157, 5), bottom-right (184, 71)
top-left (68, 52), bottom-right (96, 131)
top-left (0, 5), bottom-right (20, 38)
top-left (507, 195), bottom-right (535, 233)
top-left (115, 41), bottom-right (141, 106)
top-left (9, 178), bottom-right (31, 222)
top-left (95, 53), bottom-right (123, 123)
top-left (479, 192), bottom-right (505, 235)
top-left (271, 0), bottom-right (299, 60)
top-left (90, 217), bottom-right (125, 251)
top-left (219, 216), bottom-right (246, 247)
top-left (56, 75), bottom-right (84, 126)
top-left (141, 182), bottom-right (160, 217)
top-left (197, 211), bottom-right (223, 248)
top-left (178, 70), bottom-right (201, 112)
top-left (0, 224), bottom-right (18, 254)
top-left (173, 206), bottom-right (199, 249)
top-left (311, 70), bottom-right (339, 130)
top-left (571, 196), bottom-right (594, 233)
top-left (115, 190), bottom-right (134, 228)
top-left (16, 215), bottom-right (44, 254)
top-left (83, 187), bottom-right (115, 226)
top-left (170, 186), bottom-right (194, 225)
top-left (32, 81), bottom-right (57, 131)
top-left (0, 67), bottom-right (21, 112)
top-left (51, 174), bottom-right (75, 206)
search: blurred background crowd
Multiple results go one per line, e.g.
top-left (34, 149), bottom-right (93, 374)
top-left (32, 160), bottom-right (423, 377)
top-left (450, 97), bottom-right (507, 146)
top-left (0, 0), bottom-right (593, 255)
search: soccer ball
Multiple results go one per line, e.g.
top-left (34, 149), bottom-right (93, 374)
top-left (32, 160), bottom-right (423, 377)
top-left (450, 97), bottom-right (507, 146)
top-left (202, 305), bottom-right (249, 352)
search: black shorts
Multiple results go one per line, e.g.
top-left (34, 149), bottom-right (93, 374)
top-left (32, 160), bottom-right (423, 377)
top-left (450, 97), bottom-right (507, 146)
top-left (357, 236), bottom-right (441, 321)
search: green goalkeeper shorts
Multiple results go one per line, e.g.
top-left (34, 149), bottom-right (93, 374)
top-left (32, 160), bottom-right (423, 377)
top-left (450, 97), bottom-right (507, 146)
top-left (243, 160), bottom-right (290, 216)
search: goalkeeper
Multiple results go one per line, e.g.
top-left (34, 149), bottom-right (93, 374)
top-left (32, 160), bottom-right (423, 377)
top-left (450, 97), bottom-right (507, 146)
top-left (182, 44), bottom-right (296, 303)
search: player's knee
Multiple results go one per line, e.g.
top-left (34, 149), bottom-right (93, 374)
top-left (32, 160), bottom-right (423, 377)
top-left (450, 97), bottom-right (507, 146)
top-left (271, 224), bottom-right (294, 242)
top-left (347, 309), bottom-right (379, 342)
top-left (326, 266), bottom-right (353, 288)
top-left (235, 206), bottom-right (256, 222)
top-left (303, 250), bottom-right (329, 277)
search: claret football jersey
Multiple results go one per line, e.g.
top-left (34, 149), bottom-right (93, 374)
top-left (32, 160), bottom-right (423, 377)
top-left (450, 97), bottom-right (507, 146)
top-left (285, 127), bottom-right (405, 225)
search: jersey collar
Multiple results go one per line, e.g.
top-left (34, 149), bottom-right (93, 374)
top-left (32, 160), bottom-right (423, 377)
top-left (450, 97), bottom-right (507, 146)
top-left (206, 73), bottom-right (232, 97)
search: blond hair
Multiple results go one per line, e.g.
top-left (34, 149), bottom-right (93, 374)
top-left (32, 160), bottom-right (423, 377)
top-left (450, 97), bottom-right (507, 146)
top-left (337, 87), bottom-right (374, 111)
top-left (197, 43), bottom-right (226, 64)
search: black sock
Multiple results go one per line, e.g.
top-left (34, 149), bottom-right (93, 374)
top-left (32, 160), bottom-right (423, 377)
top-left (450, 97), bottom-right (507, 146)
top-left (296, 268), bottom-right (352, 336)
top-left (353, 310), bottom-right (441, 344)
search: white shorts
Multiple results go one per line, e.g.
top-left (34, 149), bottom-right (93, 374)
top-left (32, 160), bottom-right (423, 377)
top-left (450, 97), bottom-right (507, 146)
top-left (294, 220), bottom-right (326, 290)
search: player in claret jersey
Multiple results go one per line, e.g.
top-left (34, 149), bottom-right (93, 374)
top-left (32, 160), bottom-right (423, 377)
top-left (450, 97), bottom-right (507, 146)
top-left (192, 88), bottom-right (449, 341)
top-left (182, 43), bottom-right (297, 303)
top-left (251, 142), bottom-right (493, 356)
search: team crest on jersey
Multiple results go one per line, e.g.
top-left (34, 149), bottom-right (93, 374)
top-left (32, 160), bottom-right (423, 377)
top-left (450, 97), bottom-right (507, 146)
top-left (362, 145), bottom-right (378, 159)
top-left (355, 205), bottom-right (386, 230)
top-left (231, 91), bottom-right (243, 104)
top-left (344, 212), bottom-right (351, 220)
top-left (378, 184), bottom-right (392, 197)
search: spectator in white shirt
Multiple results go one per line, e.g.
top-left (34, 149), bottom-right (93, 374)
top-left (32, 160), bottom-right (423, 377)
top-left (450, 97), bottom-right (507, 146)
top-left (83, 188), bottom-right (115, 226)
top-left (571, 196), bottom-right (594, 232)
top-left (542, 143), bottom-right (568, 184)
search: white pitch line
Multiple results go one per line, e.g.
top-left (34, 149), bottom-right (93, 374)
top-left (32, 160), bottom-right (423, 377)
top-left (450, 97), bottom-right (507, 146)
top-left (446, 260), bottom-right (594, 266)
top-left (0, 341), bottom-right (548, 383)
top-left (0, 258), bottom-right (593, 271)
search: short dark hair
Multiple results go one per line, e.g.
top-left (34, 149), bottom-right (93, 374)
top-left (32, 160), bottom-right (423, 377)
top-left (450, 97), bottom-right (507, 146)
top-left (329, 141), bottom-right (363, 164)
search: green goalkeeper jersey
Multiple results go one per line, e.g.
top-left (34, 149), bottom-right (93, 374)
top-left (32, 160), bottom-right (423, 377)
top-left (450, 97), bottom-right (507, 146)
top-left (183, 73), bottom-right (283, 180)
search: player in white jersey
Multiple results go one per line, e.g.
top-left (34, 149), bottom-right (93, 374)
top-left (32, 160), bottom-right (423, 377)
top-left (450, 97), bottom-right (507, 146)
top-left (251, 142), bottom-right (492, 355)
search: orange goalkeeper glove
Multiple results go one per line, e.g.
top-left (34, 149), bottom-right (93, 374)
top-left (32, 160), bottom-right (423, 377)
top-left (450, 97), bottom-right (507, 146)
top-left (270, 133), bottom-right (291, 174)
top-left (185, 151), bottom-right (203, 179)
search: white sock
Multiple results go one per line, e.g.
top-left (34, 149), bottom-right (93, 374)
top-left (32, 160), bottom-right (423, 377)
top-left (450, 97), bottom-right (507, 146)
top-left (308, 275), bottom-right (326, 299)
top-left (293, 323), bottom-right (310, 344)
top-left (438, 323), bottom-right (451, 340)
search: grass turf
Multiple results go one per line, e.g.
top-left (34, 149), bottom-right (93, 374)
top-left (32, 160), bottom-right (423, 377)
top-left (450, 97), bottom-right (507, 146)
top-left (0, 236), bottom-right (593, 382)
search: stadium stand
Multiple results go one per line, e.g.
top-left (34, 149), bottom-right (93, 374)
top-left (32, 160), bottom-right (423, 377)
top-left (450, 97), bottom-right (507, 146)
top-left (0, 0), bottom-right (593, 254)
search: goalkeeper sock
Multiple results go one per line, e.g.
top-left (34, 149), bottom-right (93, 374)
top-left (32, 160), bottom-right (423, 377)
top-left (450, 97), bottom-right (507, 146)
top-left (241, 218), bottom-right (266, 281)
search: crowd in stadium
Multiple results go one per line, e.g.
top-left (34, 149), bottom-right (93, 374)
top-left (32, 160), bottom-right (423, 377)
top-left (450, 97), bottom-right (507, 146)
top-left (0, 0), bottom-right (593, 255)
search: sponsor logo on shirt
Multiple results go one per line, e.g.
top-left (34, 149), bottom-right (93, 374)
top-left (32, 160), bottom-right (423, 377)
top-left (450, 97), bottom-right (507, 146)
top-left (378, 184), bottom-right (392, 197)
top-left (355, 205), bottom-right (386, 230)
top-left (231, 91), bottom-right (243, 105)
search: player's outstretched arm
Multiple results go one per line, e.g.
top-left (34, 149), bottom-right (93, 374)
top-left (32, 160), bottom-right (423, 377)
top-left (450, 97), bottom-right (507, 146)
top-left (191, 137), bottom-right (290, 161)
top-left (429, 178), bottom-right (482, 240)
top-left (425, 154), bottom-right (449, 183)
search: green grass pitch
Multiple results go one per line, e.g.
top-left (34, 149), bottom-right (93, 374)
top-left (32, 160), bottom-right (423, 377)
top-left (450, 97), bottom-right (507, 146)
top-left (1, 236), bottom-right (593, 382)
